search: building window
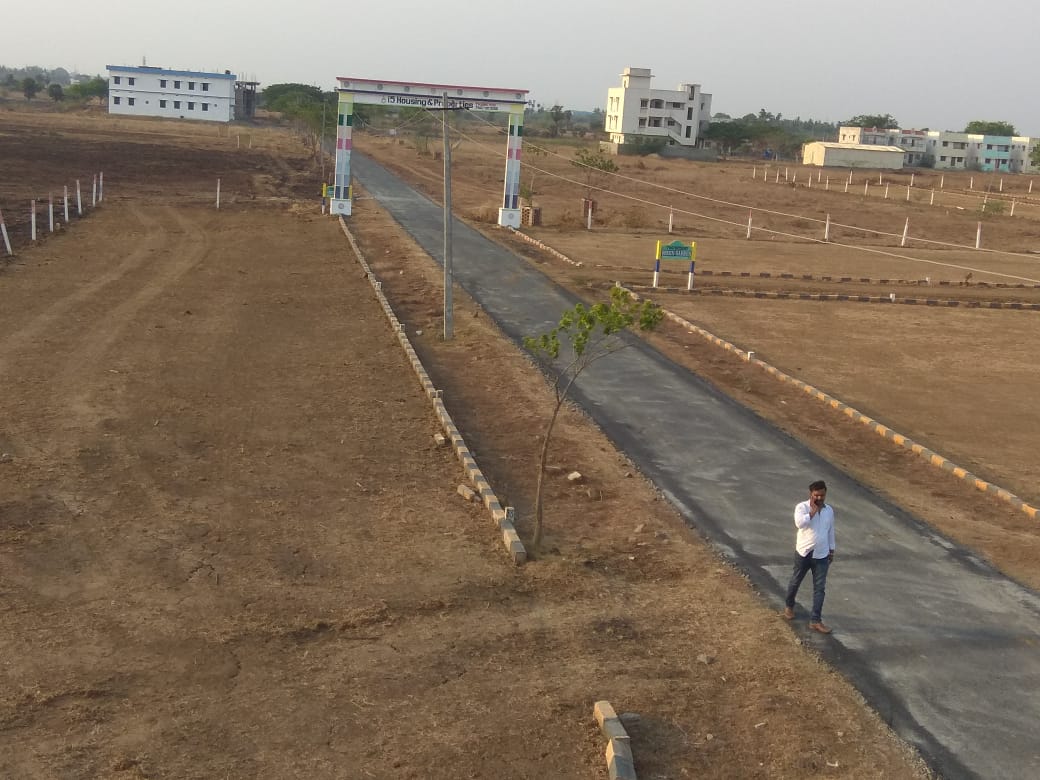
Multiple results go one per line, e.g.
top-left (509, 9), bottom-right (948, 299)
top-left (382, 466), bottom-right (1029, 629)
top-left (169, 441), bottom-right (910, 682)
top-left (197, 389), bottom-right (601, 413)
top-left (640, 99), bottom-right (648, 108)
top-left (160, 99), bottom-right (167, 107)
top-left (128, 97), bottom-right (135, 106)
top-left (201, 103), bottom-right (209, 111)
top-left (174, 80), bottom-right (181, 88)
top-left (940, 155), bottom-right (947, 161)
top-left (160, 79), bottom-right (167, 87)
top-left (188, 102), bottom-right (195, 110)
top-left (113, 96), bottom-right (121, 104)
top-left (985, 158), bottom-right (992, 164)
top-left (128, 77), bottom-right (135, 86)
top-left (202, 83), bottom-right (210, 92)
top-left (174, 100), bottom-right (181, 109)
top-left (188, 81), bottom-right (196, 90)
top-left (113, 76), bottom-right (121, 84)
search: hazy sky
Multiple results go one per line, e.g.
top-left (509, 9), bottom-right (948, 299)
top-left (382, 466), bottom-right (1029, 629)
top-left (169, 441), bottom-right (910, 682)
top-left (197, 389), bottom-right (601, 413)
top-left (6, 0), bottom-right (1036, 135)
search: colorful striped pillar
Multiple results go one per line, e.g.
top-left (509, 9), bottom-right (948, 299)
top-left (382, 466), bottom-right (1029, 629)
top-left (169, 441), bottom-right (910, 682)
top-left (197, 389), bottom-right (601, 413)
top-left (330, 93), bottom-right (354, 216)
top-left (499, 107), bottom-right (524, 227)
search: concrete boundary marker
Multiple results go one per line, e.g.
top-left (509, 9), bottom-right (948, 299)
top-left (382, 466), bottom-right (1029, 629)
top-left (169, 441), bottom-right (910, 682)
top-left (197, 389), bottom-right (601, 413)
top-left (507, 227), bottom-right (584, 267)
top-left (621, 284), bottom-right (1040, 311)
top-left (616, 283), bottom-right (1039, 522)
top-left (338, 217), bottom-right (527, 564)
top-left (593, 701), bottom-right (637, 780)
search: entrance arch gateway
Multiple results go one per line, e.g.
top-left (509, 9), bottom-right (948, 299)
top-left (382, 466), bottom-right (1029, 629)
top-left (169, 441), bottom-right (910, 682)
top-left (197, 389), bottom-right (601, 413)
top-left (331, 77), bottom-right (529, 227)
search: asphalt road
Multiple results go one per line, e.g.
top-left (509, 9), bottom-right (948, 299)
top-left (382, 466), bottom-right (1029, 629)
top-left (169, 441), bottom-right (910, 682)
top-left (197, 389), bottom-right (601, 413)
top-left (353, 152), bottom-right (1040, 780)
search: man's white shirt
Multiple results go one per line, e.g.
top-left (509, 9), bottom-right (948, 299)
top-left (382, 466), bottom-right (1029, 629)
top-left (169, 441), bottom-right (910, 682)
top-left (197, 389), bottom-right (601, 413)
top-left (793, 500), bottom-right (836, 558)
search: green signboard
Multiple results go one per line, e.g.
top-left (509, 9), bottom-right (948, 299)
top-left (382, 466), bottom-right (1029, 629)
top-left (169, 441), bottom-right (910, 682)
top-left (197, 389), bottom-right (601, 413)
top-left (656, 240), bottom-right (696, 261)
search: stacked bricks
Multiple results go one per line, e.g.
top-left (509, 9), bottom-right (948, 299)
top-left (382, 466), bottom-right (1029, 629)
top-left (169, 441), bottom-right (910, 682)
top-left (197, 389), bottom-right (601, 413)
top-left (339, 218), bottom-right (527, 564)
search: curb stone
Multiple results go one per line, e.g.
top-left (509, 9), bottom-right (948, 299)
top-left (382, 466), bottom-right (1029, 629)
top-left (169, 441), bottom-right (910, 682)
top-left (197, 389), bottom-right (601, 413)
top-left (339, 217), bottom-right (527, 565)
top-left (594, 701), bottom-right (637, 780)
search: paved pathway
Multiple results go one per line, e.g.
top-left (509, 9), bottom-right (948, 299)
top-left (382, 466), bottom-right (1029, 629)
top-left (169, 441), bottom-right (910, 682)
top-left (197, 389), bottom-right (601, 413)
top-left (354, 153), bottom-right (1040, 780)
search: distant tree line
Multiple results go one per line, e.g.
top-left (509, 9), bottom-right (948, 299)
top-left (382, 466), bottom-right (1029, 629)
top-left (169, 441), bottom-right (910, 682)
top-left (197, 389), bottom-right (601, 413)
top-left (1, 65), bottom-right (107, 103)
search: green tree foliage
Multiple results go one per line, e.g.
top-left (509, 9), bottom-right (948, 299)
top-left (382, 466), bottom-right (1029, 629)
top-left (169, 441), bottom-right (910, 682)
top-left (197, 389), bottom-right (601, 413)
top-left (845, 113), bottom-right (899, 129)
top-left (47, 83), bottom-right (64, 102)
top-left (524, 286), bottom-right (663, 549)
top-left (261, 83), bottom-right (340, 158)
top-left (964, 120), bottom-right (1017, 137)
top-left (65, 76), bottom-right (108, 103)
top-left (21, 77), bottom-right (40, 101)
top-left (548, 104), bottom-right (572, 138)
top-left (702, 113), bottom-right (834, 158)
top-left (572, 147), bottom-right (618, 198)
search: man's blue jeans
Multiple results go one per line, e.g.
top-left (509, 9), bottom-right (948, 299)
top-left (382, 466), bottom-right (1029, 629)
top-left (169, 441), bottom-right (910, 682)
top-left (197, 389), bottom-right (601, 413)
top-left (785, 552), bottom-right (830, 622)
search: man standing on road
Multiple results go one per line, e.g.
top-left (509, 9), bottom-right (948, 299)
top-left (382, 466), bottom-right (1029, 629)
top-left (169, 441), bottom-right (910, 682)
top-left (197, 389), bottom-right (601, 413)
top-left (783, 480), bottom-right (836, 634)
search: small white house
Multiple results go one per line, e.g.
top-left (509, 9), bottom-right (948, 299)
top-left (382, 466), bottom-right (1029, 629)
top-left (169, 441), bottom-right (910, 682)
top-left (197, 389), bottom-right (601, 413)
top-left (106, 65), bottom-right (237, 122)
top-left (803, 142), bottom-right (905, 169)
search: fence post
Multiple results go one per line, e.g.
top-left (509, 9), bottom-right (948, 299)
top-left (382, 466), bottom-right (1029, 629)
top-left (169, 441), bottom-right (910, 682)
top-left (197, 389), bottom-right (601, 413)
top-left (92, 175), bottom-right (97, 207)
top-left (824, 213), bottom-right (831, 241)
top-left (216, 178), bottom-right (221, 210)
top-left (668, 207), bottom-right (674, 234)
top-left (76, 180), bottom-right (82, 216)
top-left (901, 217), bottom-right (909, 247)
top-left (746, 209), bottom-right (752, 239)
top-left (930, 189), bottom-right (935, 206)
top-left (975, 221), bottom-right (982, 250)
top-left (99, 172), bottom-right (104, 202)
top-left (1011, 199), bottom-right (1017, 216)
top-left (0, 208), bottom-right (12, 256)
top-left (31, 200), bottom-right (37, 242)
top-left (884, 184), bottom-right (890, 199)
top-left (48, 193), bottom-right (54, 233)
top-left (63, 185), bottom-right (70, 223)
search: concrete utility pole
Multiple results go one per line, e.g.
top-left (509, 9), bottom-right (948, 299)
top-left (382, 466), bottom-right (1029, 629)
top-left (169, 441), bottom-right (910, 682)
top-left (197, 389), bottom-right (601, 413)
top-left (442, 92), bottom-right (454, 340)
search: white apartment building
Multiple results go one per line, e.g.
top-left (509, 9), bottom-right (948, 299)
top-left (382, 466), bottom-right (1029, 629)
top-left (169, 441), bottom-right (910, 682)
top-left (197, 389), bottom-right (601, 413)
top-left (106, 65), bottom-right (237, 122)
top-left (839, 125), bottom-right (1039, 173)
top-left (604, 67), bottom-right (712, 149)
top-left (838, 126), bottom-right (929, 166)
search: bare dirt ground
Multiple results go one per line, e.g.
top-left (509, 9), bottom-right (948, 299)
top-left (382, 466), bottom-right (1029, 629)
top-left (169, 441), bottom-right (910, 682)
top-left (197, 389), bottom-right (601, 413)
top-left (356, 126), bottom-right (1040, 595)
top-left (0, 105), bottom-right (935, 778)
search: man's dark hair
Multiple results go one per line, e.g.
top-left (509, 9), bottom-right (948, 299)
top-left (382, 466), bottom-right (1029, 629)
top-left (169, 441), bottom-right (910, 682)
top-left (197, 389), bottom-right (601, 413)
top-left (809, 480), bottom-right (827, 492)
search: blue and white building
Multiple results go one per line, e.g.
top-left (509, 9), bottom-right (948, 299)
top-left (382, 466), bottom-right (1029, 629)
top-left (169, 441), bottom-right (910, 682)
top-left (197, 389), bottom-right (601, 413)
top-left (106, 65), bottom-right (238, 122)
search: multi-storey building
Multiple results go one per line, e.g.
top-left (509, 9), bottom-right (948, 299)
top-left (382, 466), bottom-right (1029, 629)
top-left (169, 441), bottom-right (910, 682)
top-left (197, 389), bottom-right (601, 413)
top-left (840, 125), bottom-right (1039, 173)
top-left (106, 65), bottom-right (239, 122)
top-left (837, 126), bottom-right (929, 166)
top-left (604, 67), bottom-right (712, 151)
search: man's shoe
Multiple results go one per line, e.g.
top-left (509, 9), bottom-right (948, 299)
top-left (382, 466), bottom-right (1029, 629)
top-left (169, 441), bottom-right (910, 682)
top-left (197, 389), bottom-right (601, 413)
top-left (809, 622), bottom-right (832, 634)
top-left (782, 607), bottom-right (795, 620)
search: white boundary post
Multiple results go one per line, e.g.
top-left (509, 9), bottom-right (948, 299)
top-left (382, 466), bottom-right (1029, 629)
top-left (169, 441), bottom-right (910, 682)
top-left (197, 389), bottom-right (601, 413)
top-left (48, 193), bottom-right (54, 233)
top-left (785, 167), bottom-right (789, 181)
top-left (652, 258), bottom-right (660, 288)
top-left (31, 200), bottom-right (37, 242)
top-left (906, 185), bottom-right (911, 202)
top-left (1030, 180), bottom-right (1034, 194)
top-left (216, 178), bottom-right (221, 209)
top-left (752, 166), bottom-right (757, 179)
top-left (775, 169), bottom-right (780, 183)
top-left (745, 209), bottom-right (752, 239)
top-left (864, 181), bottom-right (869, 196)
top-left (825, 177), bottom-right (830, 191)
top-left (824, 213), bottom-right (831, 241)
top-left (99, 172), bottom-right (104, 202)
top-left (969, 176), bottom-right (974, 190)
top-left (999, 177), bottom-right (1004, 192)
top-left (844, 180), bottom-right (849, 193)
top-left (878, 172), bottom-right (883, 185)
top-left (884, 184), bottom-right (890, 199)
top-left (92, 175), bottom-right (97, 207)
top-left (901, 217), bottom-right (909, 247)
top-left (940, 174), bottom-right (945, 189)
top-left (910, 172), bottom-right (915, 187)
top-left (930, 189), bottom-right (935, 206)
top-left (63, 185), bottom-right (70, 223)
top-left (668, 207), bottom-right (674, 234)
top-left (1011, 200), bottom-right (1017, 216)
top-left (975, 221), bottom-right (982, 249)
top-left (76, 180), bottom-right (82, 216)
top-left (0, 208), bottom-right (12, 256)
